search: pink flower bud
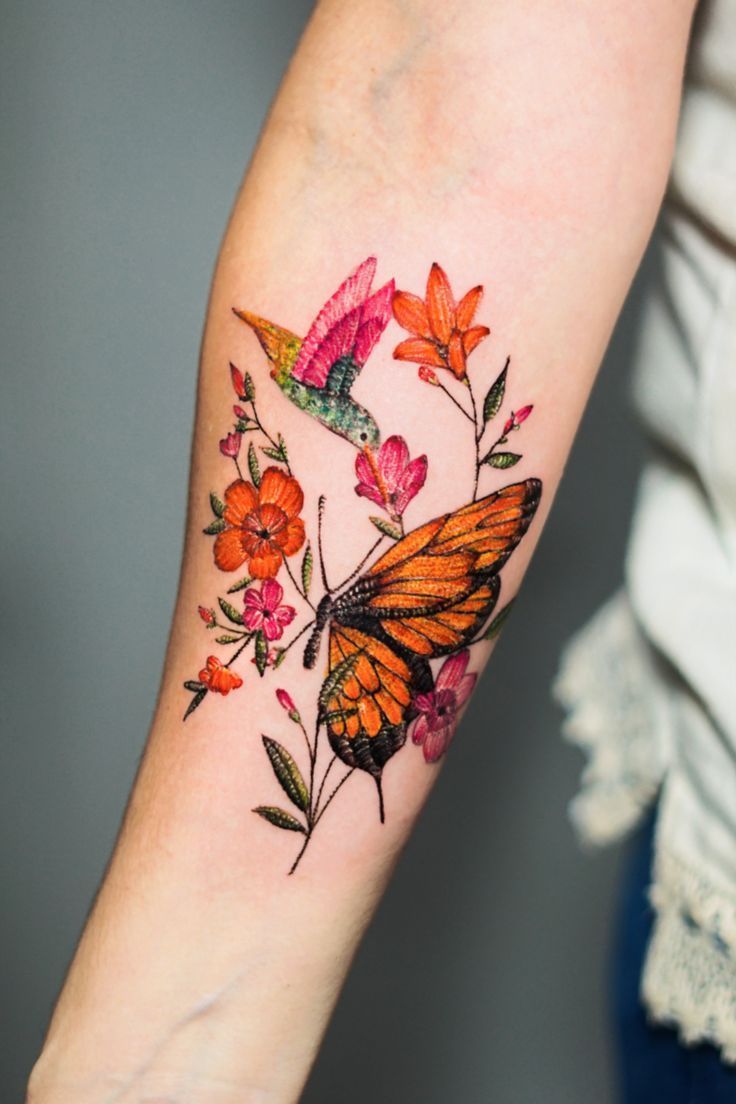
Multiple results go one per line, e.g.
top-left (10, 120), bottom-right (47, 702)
top-left (515, 404), bottom-right (533, 424)
top-left (276, 687), bottom-right (301, 723)
top-left (219, 431), bottom-right (242, 459)
top-left (198, 605), bottom-right (216, 625)
top-left (233, 405), bottom-right (247, 420)
top-left (230, 362), bottom-right (246, 399)
top-left (503, 415), bottom-right (515, 435)
top-left (418, 365), bottom-right (440, 386)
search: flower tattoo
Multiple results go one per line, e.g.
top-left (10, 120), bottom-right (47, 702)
top-left (184, 257), bottom-right (541, 873)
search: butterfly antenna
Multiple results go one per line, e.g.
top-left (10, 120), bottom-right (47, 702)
top-left (375, 776), bottom-right (385, 824)
top-left (317, 495), bottom-right (331, 593)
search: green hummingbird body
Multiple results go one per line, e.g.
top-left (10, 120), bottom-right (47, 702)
top-left (234, 309), bottom-right (381, 450)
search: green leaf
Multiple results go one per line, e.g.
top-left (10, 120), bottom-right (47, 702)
top-left (261, 736), bottom-right (310, 811)
top-left (183, 679), bottom-right (205, 692)
top-left (483, 360), bottom-right (509, 424)
top-left (254, 630), bottom-right (268, 676)
top-left (248, 441), bottom-right (261, 486)
top-left (369, 515), bottom-right (402, 541)
top-left (218, 597), bottom-right (244, 625)
top-left (301, 543), bottom-right (313, 595)
top-left (261, 446), bottom-right (283, 461)
top-left (243, 372), bottom-right (256, 401)
top-left (209, 491), bottom-right (225, 517)
top-left (252, 806), bottom-right (305, 833)
top-left (183, 688), bottom-right (207, 720)
top-left (203, 518), bottom-right (226, 535)
top-left (215, 634), bottom-right (242, 644)
top-left (319, 652), bottom-right (360, 712)
top-left (227, 575), bottom-right (252, 594)
top-left (484, 601), bottom-right (514, 640)
top-left (273, 648), bottom-right (287, 668)
top-left (482, 451), bottom-right (521, 469)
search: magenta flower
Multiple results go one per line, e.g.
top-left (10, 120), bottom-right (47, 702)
top-left (355, 435), bottom-right (428, 518)
top-left (410, 650), bottom-right (477, 763)
top-left (219, 431), bottom-right (242, 459)
top-left (502, 405), bottom-right (533, 435)
top-left (242, 579), bottom-right (296, 641)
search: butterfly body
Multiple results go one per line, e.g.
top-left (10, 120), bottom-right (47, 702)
top-left (234, 257), bottom-right (394, 450)
top-left (307, 479), bottom-right (543, 806)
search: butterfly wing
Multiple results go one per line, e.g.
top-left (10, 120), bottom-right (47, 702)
top-left (338, 479), bottom-right (541, 654)
top-left (320, 622), bottom-right (427, 777)
top-left (319, 479), bottom-right (542, 778)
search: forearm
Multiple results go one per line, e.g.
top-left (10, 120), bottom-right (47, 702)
top-left (29, 2), bottom-right (694, 1101)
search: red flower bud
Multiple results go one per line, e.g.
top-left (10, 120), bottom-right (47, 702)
top-left (198, 605), bottom-right (216, 625)
top-left (230, 362), bottom-right (246, 400)
top-left (515, 404), bottom-right (533, 424)
top-left (503, 415), bottom-right (515, 435)
top-left (233, 405), bottom-right (247, 420)
top-left (418, 365), bottom-right (440, 386)
top-left (276, 688), bottom-right (301, 723)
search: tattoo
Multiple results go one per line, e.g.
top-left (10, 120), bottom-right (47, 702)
top-left (184, 258), bottom-right (542, 873)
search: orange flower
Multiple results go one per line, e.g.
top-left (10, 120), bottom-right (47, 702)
top-left (199, 656), bottom-right (243, 695)
top-left (392, 263), bottom-right (490, 381)
top-left (213, 467), bottom-right (305, 578)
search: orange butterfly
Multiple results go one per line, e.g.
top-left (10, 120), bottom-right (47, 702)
top-left (304, 478), bottom-right (542, 818)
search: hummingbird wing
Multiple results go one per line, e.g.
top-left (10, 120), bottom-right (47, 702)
top-left (291, 256), bottom-right (394, 391)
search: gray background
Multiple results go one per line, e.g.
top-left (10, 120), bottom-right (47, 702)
top-left (1, 3), bottom-right (650, 1100)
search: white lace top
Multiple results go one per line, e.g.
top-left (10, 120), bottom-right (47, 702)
top-left (555, 0), bottom-right (736, 1060)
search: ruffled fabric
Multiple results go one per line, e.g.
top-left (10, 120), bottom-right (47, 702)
top-left (553, 591), bottom-right (671, 846)
top-left (555, 591), bottom-right (736, 1062)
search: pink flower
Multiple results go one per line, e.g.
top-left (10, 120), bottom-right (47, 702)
top-left (219, 432), bottom-right (242, 459)
top-left (410, 650), bottom-right (477, 763)
top-left (242, 578), bottom-right (296, 641)
top-left (502, 405), bottom-right (533, 435)
top-left (276, 688), bottom-right (301, 723)
top-left (354, 435), bottom-right (428, 517)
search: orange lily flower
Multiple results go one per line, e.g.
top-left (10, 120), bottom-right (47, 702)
top-left (213, 467), bottom-right (305, 579)
top-left (392, 263), bottom-right (490, 381)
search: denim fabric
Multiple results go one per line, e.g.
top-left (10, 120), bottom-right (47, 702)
top-left (612, 811), bottom-right (736, 1103)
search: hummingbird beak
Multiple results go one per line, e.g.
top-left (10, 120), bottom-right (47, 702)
top-left (232, 308), bottom-right (302, 377)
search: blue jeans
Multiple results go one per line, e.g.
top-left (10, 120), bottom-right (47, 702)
top-left (612, 809), bottom-right (736, 1103)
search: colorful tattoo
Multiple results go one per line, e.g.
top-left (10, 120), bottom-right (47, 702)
top-left (184, 258), bottom-right (542, 873)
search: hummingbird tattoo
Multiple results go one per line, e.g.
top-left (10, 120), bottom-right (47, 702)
top-left (233, 256), bottom-right (394, 450)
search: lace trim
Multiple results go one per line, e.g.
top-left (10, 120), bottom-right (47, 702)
top-left (553, 591), bottom-right (671, 845)
top-left (644, 849), bottom-right (736, 1063)
top-left (555, 592), bottom-right (736, 1063)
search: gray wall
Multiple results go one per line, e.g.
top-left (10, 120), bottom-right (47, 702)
top-left (1, 3), bottom-right (648, 1100)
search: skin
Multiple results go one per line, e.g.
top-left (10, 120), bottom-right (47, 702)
top-left (27, 2), bottom-right (697, 1102)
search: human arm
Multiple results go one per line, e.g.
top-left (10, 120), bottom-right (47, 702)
top-left (28, 2), bottom-right (696, 1101)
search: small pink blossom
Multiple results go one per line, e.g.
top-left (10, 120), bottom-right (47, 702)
top-left (354, 435), bottom-right (428, 518)
top-left (503, 405), bottom-right (533, 435)
top-left (410, 650), bottom-right (477, 763)
top-left (219, 431), bottom-right (242, 459)
top-left (242, 579), bottom-right (296, 642)
top-left (276, 688), bottom-right (301, 723)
